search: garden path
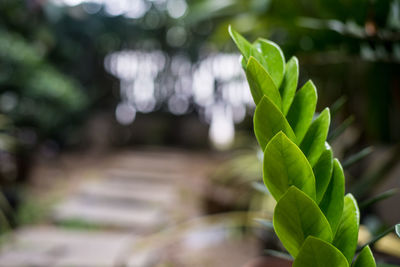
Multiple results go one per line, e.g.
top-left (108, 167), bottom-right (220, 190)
top-left (0, 149), bottom-right (223, 266)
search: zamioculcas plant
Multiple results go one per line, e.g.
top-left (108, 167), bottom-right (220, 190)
top-left (229, 26), bottom-right (377, 267)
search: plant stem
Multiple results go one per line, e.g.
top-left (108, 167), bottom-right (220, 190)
top-left (358, 225), bottom-right (396, 252)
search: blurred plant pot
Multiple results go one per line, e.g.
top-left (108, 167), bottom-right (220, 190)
top-left (243, 256), bottom-right (292, 267)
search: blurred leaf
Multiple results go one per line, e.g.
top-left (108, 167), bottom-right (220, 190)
top-left (342, 147), bottom-right (373, 169)
top-left (251, 181), bottom-right (269, 194)
top-left (264, 249), bottom-right (293, 261)
top-left (185, 0), bottom-right (236, 24)
top-left (273, 186), bottom-right (333, 257)
top-left (280, 56), bottom-right (299, 115)
top-left (0, 193), bottom-right (11, 234)
top-left (254, 96), bottom-right (296, 150)
top-left (246, 56), bottom-right (282, 108)
top-left (359, 188), bottom-right (399, 209)
top-left (353, 246), bottom-right (376, 267)
top-left (330, 96), bottom-right (348, 119)
top-left (319, 159), bottom-right (345, 234)
top-left (254, 218), bottom-right (274, 229)
top-left (286, 80), bottom-right (317, 143)
top-left (300, 108), bottom-right (331, 166)
top-left (263, 132), bottom-right (316, 201)
top-left (396, 224), bottom-right (400, 238)
top-left (333, 194), bottom-right (360, 264)
top-left (297, 17), bottom-right (365, 38)
top-left (328, 115), bottom-right (355, 142)
top-left (293, 236), bottom-right (348, 267)
top-left (387, 0), bottom-right (400, 30)
top-left (352, 145), bottom-right (400, 198)
top-left (359, 224), bottom-right (399, 251)
top-left (0, 210), bottom-right (10, 234)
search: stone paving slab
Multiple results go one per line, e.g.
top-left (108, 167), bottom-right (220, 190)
top-left (105, 168), bottom-right (186, 182)
top-left (108, 152), bottom-right (192, 171)
top-left (52, 197), bottom-right (166, 230)
top-left (77, 180), bottom-right (177, 205)
top-left (0, 227), bottom-right (136, 267)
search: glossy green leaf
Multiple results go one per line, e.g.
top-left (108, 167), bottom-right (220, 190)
top-left (228, 26), bottom-right (256, 63)
top-left (273, 186), bottom-right (333, 257)
top-left (293, 236), bottom-right (349, 267)
top-left (319, 159), bottom-right (345, 234)
top-left (246, 57), bottom-right (282, 108)
top-left (396, 224), bottom-right (400, 237)
top-left (253, 38), bottom-right (285, 88)
top-left (334, 194), bottom-right (360, 264)
top-left (228, 26), bottom-right (269, 70)
top-left (280, 56), bottom-right (299, 115)
top-left (263, 132), bottom-right (316, 201)
top-left (254, 96), bottom-right (296, 150)
top-left (313, 146), bottom-right (334, 203)
top-left (352, 246), bottom-right (376, 267)
top-left (300, 108), bottom-right (331, 167)
top-left (286, 80), bottom-right (317, 143)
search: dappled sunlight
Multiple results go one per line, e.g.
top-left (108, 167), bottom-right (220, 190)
top-left (105, 50), bottom-right (252, 148)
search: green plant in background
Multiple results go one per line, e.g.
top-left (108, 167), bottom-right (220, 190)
top-left (229, 26), bottom-right (377, 266)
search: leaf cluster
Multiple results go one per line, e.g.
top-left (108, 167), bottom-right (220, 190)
top-left (229, 26), bottom-right (377, 267)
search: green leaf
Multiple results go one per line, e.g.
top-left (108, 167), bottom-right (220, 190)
top-left (300, 108), bottom-right (331, 167)
top-left (352, 246), bottom-right (376, 267)
top-left (273, 186), bottom-right (333, 257)
top-left (254, 96), bottom-right (296, 150)
top-left (313, 146), bottom-right (334, 203)
top-left (396, 224), bottom-right (400, 237)
top-left (280, 56), bottom-right (299, 115)
top-left (334, 194), bottom-right (360, 264)
top-left (228, 26), bottom-right (269, 70)
top-left (228, 26), bottom-right (256, 63)
top-left (286, 80), bottom-right (317, 143)
top-left (293, 236), bottom-right (349, 267)
top-left (253, 38), bottom-right (285, 88)
top-left (246, 57), bottom-right (282, 108)
top-left (319, 159), bottom-right (345, 234)
top-left (263, 132), bottom-right (316, 201)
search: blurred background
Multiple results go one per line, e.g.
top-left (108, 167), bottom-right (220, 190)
top-left (0, 0), bottom-right (399, 266)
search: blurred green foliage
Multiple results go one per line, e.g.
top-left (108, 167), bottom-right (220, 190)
top-left (1, 0), bottom-right (399, 146)
top-left (0, 2), bottom-right (88, 140)
top-left (187, 0), bottom-right (400, 143)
